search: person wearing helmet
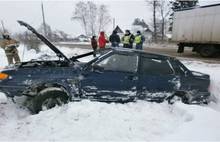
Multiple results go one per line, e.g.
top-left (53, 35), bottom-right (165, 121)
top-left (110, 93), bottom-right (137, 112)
top-left (0, 33), bottom-right (20, 65)
top-left (121, 30), bottom-right (134, 48)
top-left (134, 31), bottom-right (145, 50)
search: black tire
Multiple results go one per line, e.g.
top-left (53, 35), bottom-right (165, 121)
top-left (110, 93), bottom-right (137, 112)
top-left (199, 45), bottom-right (216, 57)
top-left (27, 87), bottom-right (69, 114)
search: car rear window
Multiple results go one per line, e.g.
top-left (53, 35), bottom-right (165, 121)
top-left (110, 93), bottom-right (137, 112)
top-left (140, 57), bottom-right (173, 75)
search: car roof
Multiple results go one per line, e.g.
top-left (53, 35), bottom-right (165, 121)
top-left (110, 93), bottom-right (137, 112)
top-left (104, 47), bottom-right (174, 60)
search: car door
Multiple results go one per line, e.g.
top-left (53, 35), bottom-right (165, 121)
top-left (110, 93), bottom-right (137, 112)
top-left (80, 52), bottom-right (139, 102)
top-left (138, 55), bottom-right (179, 102)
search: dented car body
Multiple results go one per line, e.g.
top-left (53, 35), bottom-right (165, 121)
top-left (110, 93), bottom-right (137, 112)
top-left (0, 21), bottom-right (211, 113)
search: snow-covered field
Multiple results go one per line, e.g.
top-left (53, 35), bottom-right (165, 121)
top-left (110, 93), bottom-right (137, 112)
top-left (0, 45), bottom-right (220, 141)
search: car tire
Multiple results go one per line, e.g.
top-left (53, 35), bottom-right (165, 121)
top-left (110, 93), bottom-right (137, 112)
top-left (199, 45), bottom-right (216, 57)
top-left (27, 87), bottom-right (69, 114)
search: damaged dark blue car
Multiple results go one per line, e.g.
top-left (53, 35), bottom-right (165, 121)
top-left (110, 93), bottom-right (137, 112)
top-left (0, 21), bottom-right (210, 113)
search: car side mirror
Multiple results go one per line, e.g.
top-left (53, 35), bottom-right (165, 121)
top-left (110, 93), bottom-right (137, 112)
top-left (184, 70), bottom-right (191, 76)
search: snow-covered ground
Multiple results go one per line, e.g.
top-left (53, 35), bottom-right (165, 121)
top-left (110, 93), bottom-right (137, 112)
top-left (0, 45), bottom-right (220, 141)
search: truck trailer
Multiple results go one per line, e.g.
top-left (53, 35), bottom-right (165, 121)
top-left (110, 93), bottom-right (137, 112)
top-left (172, 4), bottom-right (220, 57)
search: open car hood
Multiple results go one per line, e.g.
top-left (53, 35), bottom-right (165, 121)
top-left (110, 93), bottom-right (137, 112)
top-left (17, 20), bottom-right (94, 63)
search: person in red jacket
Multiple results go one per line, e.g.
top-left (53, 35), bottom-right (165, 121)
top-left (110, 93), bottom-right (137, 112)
top-left (98, 31), bottom-right (108, 49)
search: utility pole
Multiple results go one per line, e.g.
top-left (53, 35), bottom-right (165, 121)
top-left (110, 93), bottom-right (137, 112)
top-left (41, 1), bottom-right (47, 37)
top-left (113, 18), bottom-right (115, 30)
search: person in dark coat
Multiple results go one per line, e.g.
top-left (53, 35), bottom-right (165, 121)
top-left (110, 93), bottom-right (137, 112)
top-left (121, 30), bottom-right (135, 49)
top-left (109, 30), bottom-right (120, 47)
top-left (98, 31), bottom-right (108, 49)
top-left (91, 36), bottom-right (98, 57)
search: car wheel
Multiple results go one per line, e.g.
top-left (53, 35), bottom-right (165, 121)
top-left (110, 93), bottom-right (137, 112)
top-left (27, 87), bottom-right (69, 114)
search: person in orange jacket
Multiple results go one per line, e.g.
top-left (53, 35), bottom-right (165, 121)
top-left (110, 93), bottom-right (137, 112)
top-left (98, 31), bottom-right (108, 49)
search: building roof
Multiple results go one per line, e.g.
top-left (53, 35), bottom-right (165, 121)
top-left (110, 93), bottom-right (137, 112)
top-left (114, 26), bottom-right (123, 33)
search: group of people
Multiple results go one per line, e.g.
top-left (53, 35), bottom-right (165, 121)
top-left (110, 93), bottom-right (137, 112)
top-left (0, 29), bottom-right (145, 65)
top-left (91, 30), bottom-right (145, 56)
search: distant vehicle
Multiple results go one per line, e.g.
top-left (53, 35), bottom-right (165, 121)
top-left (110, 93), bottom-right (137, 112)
top-left (172, 4), bottom-right (220, 57)
top-left (0, 21), bottom-right (211, 114)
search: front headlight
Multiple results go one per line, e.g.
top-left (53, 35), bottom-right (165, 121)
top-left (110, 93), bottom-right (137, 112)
top-left (0, 73), bottom-right (9, 80)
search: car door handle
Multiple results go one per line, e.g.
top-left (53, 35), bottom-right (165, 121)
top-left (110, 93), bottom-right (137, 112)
top-left (126, 76), bottom-right (138, 81)
top-left (93, 70), bottom-right (103, 74)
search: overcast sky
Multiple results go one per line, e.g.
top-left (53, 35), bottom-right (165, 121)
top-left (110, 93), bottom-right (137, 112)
top-left (0, 0), bottom-right (220, 37)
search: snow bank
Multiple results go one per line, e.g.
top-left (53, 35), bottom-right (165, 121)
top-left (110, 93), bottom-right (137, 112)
top-left (164, 103), bottom-right (220, 141)
top-left (0, 101), bottom-right (190, 141)
top-left (0, 92), bottom-right (7, 104)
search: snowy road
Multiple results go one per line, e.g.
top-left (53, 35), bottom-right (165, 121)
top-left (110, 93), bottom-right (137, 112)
top-left (0, 45), bottom-right (220, 141)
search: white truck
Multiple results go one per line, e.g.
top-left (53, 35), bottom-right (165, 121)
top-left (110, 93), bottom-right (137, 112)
top-left (172, 4), bottom-right (220, 57)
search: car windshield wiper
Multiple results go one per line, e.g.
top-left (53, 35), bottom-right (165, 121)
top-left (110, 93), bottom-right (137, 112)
top-left (70, 51), bottom-right (94, 61)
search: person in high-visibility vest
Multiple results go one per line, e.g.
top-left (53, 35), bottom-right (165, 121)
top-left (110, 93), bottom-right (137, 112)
top-left (134, 31), bottom-right (145, 50)
top-left (121, 30), bottom-right (134, 49)
top-left (0, 33), bottom-right (20, 65)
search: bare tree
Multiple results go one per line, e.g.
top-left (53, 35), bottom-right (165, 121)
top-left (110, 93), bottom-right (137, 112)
top-left (71, 1), bottom-right (111, 36)
top-left (87, 1), bottom-right (98, 36)
top-left (147, 0), bottom-right (172, 42)
top-left (71, 1), bottom-right (89, 35)
top-left (157, 0), bottom-right (171, 41)
top-left (147, 0), bottom-right (159, 43)
top-left (97, 5), bottom-right (111, 33)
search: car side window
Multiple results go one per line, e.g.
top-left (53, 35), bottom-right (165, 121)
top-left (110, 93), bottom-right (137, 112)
top-left (170, 59), bottom-right (188, 75)
top-left (140, 57), bottom-right (173, 75)
top-left (95, 53), bottom-right (138, 73)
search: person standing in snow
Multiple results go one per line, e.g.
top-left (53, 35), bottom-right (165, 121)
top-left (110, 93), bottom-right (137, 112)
top-left (134, 31), bottom-right (145, 50)
top-left (109, 30), bottom-right (120, 47)
top-left (0, 33), bottom-right (20, 65)
top-left (121, 30), bottom-right (134, 49)
top-left (98, 31), bottom-right (108, 49)
top-left (91, 36), bottom-right (98, 57)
